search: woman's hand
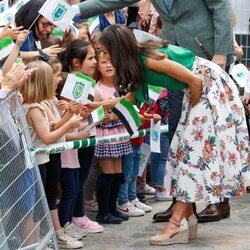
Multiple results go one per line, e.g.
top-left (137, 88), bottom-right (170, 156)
top-left (42, 45), bottom-right (62, 57)
top-left (0, 23), bottom-right (23, 40)
top-left (2, 63), bottom-right (34, 94)
top-left (82, 101), bottom-right (101, 112)
top-left (189, 78), bottom-right (202, 107)
top-left (15, 30), bottom-right (29, 47)
top-left (242, 93), bottom-right (250, 104)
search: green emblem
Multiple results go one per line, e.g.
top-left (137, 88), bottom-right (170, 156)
top-left (52, 4), bottom-right (67, 21)
top-left (0, 4), bottom-right (5, 13)
top-left (73, 82), bottom-right (84, 99)
top-left (236, 72), bottom-right (245, 78)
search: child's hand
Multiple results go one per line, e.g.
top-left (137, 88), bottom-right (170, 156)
top-left (77, 130), bottom-right (91, 139)
top-left (17, 91), bottom-right (24, 104)
top-left (58, 100), bottom-right (69, 110)
top-left (152, 114), bottom-right (161, 122)
top-left (69, 101), bottom-right (81, 114)
top-left (16, 30), bottom-right (29, 47)
top-left (69, 115), bottom-right (83, 129)
top-left (80, 105), bottom-right (90, 119)
top-left (242, 93), bottom-right (250, 104)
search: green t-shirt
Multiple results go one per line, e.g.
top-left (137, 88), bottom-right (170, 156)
top-left (136, 44), bottom-right (195, 103)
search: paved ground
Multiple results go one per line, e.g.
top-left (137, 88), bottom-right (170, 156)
top-left (82, 193), bottom-right (250, 250)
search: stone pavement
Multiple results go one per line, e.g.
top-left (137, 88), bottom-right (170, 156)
top-left (83, 193), bottom-right (250, 250)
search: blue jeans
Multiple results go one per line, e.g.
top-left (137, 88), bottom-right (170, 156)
top-left (150, 132), bottom-right (170, 187)
top-left (59, 168), bottom-right (79, 227)
top-left (118, 146), bottom-right (141, 205)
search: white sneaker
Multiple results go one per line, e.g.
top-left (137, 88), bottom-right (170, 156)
top-left (155, 189), bottom-right (172, 201)
top-left (130, 198), bottom-right (152, 213)
top-left (56, 228), bottom-right (83, 249)
top-left (137, 184), bottom-right (156, 195)
top-left (64, 222), bottom-right (86, 240)
top-left (117, 201), bottom-right (145, 217)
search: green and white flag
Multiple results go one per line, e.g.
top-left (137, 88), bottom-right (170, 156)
top-left (112, 98), bottom-right (142, 136)
top-left (148, 85), bottom-right (163, 103)
top-left (0, 0), bottom-right (30, 26)
top-left (0, 36), bottom-right (14, 60)
top-left (87, 16), bottom-right (100, 37)
top-left (83, 106), bottom-right (105, 132)
top-left (60, 72), bottom-right (93, 103)
top-left (38, 0), bottom-right (75, 31)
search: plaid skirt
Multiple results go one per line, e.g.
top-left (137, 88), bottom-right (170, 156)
top-left (95, 120), bottom-right (133, 158)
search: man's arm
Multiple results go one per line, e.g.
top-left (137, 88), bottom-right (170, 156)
top-left (204, 0), bottom-right (234, 69)
top-left (76, 0), bottom-right (140, 19)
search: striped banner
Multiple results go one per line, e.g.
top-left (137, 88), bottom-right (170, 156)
top-left (35, 125), bottom-right (168, 154)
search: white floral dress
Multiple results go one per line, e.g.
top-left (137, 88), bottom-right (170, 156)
top-left (165, 57), bottom-right (249, 204)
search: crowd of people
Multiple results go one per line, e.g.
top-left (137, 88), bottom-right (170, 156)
top-left (0, 0), bottom-right (249, 249)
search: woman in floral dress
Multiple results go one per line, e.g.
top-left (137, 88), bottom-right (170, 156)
top-left (85, 24), bottom-right (249, 246)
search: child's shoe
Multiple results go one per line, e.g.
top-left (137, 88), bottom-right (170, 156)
top-left (111, 210), bottom-right (129, 221)
top-left (130, 198), bottom-right (152, 212)
top-left (64, 222), bottom-right (86, 240)
top-left (72, 215), bottom-right (104, 234)
top-left (117, 201), bottom-right (145, 217)
top-left (137, 182), bottom-right (156, 195)
top-left (56, 228), bottom-right (83, 249)
top-left (96, 213), bottom-right (123, 224)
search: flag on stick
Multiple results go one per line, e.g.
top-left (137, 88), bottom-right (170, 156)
top-left (83, 106), bottom-right (104, 132)
top-left (148, 85), bottom-right (163, 103)
top-left (0, 0), bottom-right (30, 26)
top-left (0, 36), bottom-right (14, 60)
top-left (60, 72), bottom-right (95, 103)
top-left (38, 0), bottom-right (75, 31)
top-left (87, 16), bottom-right (100, 37)
top-left (112, 98), bottom-right (142, 135)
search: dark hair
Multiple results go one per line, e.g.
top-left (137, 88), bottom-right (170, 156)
top-left (15, 0), bottom-right (46, 40)
top-left (56, 72), bottom-right (68, 99)
top-left (58, 39), bottom-right (91, 72)
top-left (99, 24), bottom-right (144, 95)
top-left (41, 35), bottom-right (62, 48)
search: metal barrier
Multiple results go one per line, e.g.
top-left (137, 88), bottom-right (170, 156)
top-left (0, 92), bottom-right (58, 250)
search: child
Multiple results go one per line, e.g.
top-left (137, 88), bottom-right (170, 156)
top-left (85, 24), bottom-right (249, 246)
top-left (20, 60), bottom-right (84, 249)
top-left (59, 39), bottom-right (103, 233)
top-left (93, 50), bottom-right (133, 224)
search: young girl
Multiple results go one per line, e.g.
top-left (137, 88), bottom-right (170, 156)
top-left (59, 39), bottom-right (103, 233)
top-left (93, 50), bottom-right (133, 224)
top-left (86, 24), bottom-right (249, 246)
top-left (20, 60), bottom-right (84, 249)
top-left (53, 71), bottom-right (93, 239)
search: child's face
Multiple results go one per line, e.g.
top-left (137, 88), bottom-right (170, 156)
top-left (78, 47), bottom-right (97, 77)
top-left (97, 52), bottom-right (115, 78)
top-left (78, 27), bottom-right (90, 42)
top-left (53, 63), bottom-right (62, 91)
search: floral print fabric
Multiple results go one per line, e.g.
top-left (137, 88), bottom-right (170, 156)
top-left (165, 57), bottom-right (249, 203)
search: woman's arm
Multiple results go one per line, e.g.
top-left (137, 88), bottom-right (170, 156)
top-left (146, 57), bottom-right (202, 106)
